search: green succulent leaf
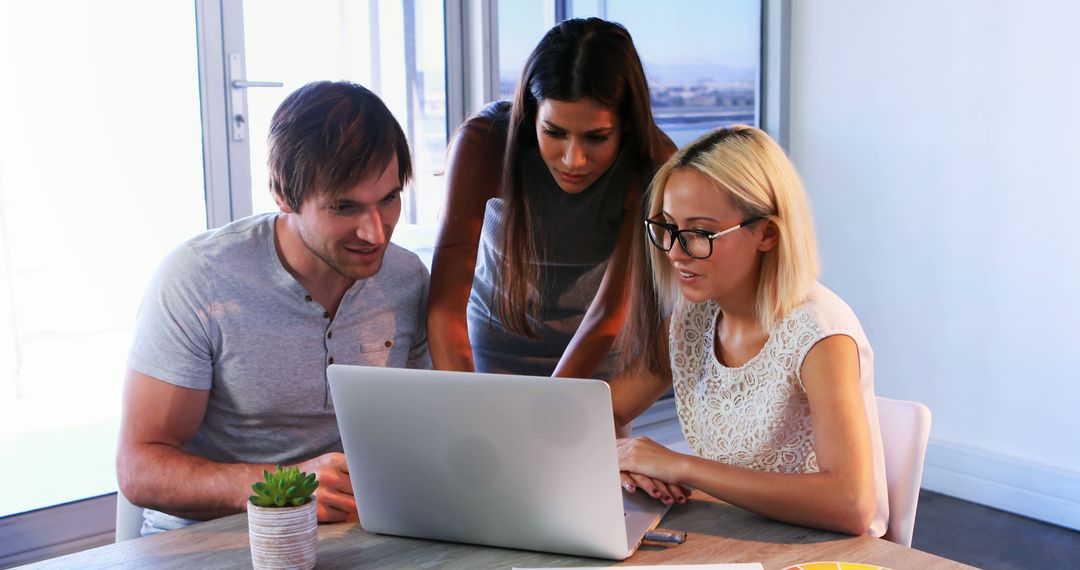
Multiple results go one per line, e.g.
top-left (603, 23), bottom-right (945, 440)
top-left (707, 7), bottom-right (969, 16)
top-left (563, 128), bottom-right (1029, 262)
top-left (247, 464), bottom-right (320, 507)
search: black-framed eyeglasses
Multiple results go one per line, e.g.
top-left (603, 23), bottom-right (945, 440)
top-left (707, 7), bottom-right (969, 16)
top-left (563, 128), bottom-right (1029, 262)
top-left (644, 216), bottom-right (765, 259)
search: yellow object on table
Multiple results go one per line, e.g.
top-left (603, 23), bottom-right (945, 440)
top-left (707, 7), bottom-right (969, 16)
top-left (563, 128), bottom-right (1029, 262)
top-left (784, 563), bottom-right (892, 570)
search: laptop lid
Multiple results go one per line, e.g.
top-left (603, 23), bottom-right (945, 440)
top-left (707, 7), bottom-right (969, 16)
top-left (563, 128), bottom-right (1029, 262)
top-left (327, 365), bottom-right (667, 560)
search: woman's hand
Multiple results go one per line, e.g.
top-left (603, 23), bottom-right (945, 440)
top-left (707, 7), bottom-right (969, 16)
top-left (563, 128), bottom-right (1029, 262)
top-left (617, 437), bottom-right (691, 505)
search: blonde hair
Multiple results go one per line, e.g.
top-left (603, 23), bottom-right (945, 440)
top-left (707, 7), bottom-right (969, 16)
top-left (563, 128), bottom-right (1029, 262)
top-left (645, 125), bottom-right (820, 332)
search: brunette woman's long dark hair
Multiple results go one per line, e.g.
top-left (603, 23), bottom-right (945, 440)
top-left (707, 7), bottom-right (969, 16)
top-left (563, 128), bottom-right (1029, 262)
top-left (497, 18), bottom-right (668, 339)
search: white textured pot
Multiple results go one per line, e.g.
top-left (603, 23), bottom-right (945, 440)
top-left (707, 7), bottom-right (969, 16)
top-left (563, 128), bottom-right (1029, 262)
top-left (247, 498), bottom-right (318, 570)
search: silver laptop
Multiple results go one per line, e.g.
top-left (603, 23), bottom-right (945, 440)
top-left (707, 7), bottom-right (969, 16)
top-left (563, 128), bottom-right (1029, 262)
top-left (326, 365), bottom-right (671, 560)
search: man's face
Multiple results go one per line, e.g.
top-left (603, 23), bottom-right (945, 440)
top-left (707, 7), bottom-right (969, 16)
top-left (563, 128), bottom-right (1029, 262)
top-left (287, 155), bottom-right (403, 281)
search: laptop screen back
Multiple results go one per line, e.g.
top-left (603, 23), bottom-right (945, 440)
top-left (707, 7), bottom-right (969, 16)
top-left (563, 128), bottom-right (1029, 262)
top-left (326, 365), bottom-right (636, 559)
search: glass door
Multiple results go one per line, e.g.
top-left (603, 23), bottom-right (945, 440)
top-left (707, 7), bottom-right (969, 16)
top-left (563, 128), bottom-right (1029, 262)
top-left (220, 0), bottom-right (448, 265)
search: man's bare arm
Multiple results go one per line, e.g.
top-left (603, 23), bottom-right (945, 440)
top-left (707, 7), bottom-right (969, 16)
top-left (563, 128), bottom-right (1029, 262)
top-left (116, 369), bottom-right (355, 522)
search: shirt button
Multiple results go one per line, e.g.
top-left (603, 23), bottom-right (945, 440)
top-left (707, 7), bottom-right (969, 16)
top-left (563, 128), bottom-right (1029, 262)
top-left (304, 295), bottom-right (312, 302)
top-left (327, 331), bottom-right (333, 339)
top-left (384, 340), bottom-right (393, 348)
top-left (323, 311), bottom-right (330, 319)
top-left (328, 356), bottom-right (335, 364)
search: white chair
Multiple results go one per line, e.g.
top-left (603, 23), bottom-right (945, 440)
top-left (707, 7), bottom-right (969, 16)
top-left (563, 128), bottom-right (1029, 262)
top-left (115, 490), bottom-right (146, 542)
top-left (875, 396), bottom-right (932, 547)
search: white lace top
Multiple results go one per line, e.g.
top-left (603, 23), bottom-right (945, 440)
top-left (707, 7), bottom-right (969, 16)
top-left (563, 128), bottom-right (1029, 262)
top-left (669, 282), bottom-right (889, 537)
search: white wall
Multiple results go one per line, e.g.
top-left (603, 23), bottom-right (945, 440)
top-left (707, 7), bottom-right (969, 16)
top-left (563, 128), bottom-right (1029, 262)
top-left (787, 0), bottom-right (1080, 529)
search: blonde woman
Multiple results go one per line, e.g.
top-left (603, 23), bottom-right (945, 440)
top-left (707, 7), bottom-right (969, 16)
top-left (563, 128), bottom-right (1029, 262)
top-left (610, 126), bottom-right (889, 537)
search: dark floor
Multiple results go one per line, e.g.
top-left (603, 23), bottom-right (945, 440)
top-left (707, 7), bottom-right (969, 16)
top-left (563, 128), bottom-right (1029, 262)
top-left (912, 490), bottom-right (1080, 569)
top-left (635, 415), bottom-right (1080, 569)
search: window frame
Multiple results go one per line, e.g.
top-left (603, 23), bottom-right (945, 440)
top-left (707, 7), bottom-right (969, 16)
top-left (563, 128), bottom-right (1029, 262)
top-left (197, 0), bottom-right (249, 229)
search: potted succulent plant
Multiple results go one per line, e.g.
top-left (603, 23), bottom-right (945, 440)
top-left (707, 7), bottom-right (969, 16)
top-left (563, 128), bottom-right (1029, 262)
top-left (247, 465), bottom-right (320, 570)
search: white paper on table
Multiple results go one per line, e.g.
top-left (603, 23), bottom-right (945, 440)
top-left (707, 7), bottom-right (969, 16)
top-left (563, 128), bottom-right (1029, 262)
top-left (513, 564), bottom-right (764, 570)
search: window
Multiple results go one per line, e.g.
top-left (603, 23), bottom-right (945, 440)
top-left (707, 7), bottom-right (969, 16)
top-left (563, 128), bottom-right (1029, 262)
top-left (500, 0), bottom-right (761, 146)
top-left (0, 1), bottom-right (206, 517)
top-left (496, 0), bottom-right (551, 101)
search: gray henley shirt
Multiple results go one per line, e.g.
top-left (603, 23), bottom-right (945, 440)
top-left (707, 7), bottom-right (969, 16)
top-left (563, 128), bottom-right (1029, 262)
top-left (128, 212), bottom-right (430, 467)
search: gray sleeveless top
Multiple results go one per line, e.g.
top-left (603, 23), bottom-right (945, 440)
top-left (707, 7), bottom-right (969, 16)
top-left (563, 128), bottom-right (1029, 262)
top-left (466, 105), bottom-right (633, 378)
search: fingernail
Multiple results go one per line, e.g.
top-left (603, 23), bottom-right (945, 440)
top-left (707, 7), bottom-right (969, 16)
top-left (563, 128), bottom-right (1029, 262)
top-left (624, 483), bottom-right (635, 492)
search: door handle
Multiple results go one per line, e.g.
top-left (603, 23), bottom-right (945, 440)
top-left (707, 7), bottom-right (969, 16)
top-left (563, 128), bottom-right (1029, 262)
top-left (227, 53), bottom-right (283, 141)
top-left (231, 80), bottom-right (284, 89)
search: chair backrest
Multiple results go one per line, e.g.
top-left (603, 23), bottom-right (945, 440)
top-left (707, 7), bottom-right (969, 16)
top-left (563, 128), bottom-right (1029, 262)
top-left (115, 491), bottom-right (145, 542)
top-left (875, 396), bottom-right (932, 547)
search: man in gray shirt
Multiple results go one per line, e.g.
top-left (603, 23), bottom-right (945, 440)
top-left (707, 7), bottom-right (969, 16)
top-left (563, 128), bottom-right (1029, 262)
top-left (117, 81), bottom-right (430, 533)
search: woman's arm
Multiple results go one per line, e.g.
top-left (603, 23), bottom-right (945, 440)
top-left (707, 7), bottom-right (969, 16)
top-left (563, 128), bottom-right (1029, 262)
top-left (607, 337), bottom-right (672, 431)
top-left (607, 339), bottom-right (689, 505)
top-left (618, 334), bottom-right (878, 535)
top-left (427, 119), bottom-right (503, 371)
top-left (551, 186), bottom-right (641, 379)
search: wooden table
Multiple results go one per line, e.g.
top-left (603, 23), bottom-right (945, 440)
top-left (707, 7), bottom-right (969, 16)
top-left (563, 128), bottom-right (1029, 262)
top-left (24, 493), bottom-right (972, 569)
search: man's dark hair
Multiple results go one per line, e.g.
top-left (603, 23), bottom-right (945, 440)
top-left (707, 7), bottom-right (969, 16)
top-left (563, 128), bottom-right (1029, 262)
top-left (267, 81), bottom-right (411, 212)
